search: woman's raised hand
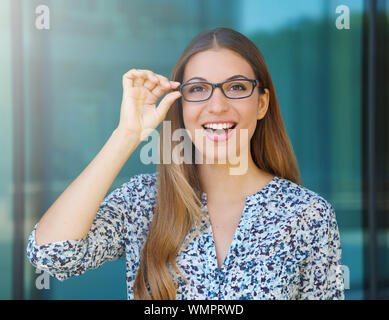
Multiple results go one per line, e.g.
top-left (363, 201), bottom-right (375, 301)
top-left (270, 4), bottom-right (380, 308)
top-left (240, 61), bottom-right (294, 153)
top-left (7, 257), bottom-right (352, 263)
top-left (117, 69), bottom-right (182, 142)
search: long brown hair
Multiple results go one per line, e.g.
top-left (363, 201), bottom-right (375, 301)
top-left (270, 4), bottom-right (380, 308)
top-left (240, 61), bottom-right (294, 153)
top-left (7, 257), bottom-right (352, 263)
top-left (133, 27), bottom-right (302, 299)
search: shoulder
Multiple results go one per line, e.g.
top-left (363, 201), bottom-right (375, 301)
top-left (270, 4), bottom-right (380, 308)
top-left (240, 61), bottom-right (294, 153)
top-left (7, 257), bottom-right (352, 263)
top-left (102, 172), bottom-right (158, 216)
top-left (273, 176), bottom-right (340, 245)
top-left (122, 172), bottom-right (158, 206)
top-left (274, 176), bottom-right (335, 221)
top-left (109, 173), bottom-right (158, 236)
top-left (125, 172), bottom-right (158, 192)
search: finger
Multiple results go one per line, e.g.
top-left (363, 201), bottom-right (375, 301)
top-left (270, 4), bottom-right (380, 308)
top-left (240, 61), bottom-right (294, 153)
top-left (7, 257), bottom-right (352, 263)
top-left (123, 68), bottom-right (141, 81)
top-left (169, 81), bottom-right (181, 89)
top-left (144, 79), bottom-right (158, 91)
top-left (134, 74), bottom-right (145, 87)
top-left (124, 69), bottom-right (146, 87)
top-left (150, 75), bottom-right (175, 99)
top-left (122, 74), bottom-right (133, 89)
top-left (156, 90), bottom-right (182, 120)
top-left (138, 69), bottom-right (160, 82)
top-left (124, 69), bottom-right (174, 95)
top-left (132, 70), bottom-right (173, 90)
top-left (151, 86), bottom-right (167, 99)
top-left (123, 68), bottom-right (137, 77)
top-left (155, 74), bottom-right (172, 90)
top-left (123, 69), bottom-right (140, 87)
top-left (143, 72), bottom-right (160, 91)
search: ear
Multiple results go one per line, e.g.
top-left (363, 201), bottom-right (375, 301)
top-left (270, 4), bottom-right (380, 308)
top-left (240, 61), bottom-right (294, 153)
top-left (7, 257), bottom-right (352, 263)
top-left (257, 88), bottom-right (270, 120)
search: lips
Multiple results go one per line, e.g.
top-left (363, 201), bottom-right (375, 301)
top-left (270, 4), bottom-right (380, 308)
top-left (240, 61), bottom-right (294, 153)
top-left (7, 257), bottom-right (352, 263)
top-left (202, 122), bottom-right (237, 130)
top-left (202, 121), bottom-right (237, 127)
top-left (201, 125), bottom-right (236, 142)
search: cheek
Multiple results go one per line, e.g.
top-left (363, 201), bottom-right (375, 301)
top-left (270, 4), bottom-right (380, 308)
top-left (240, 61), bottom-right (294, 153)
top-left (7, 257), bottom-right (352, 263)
top-left (232, 106), bottom-right (259, 151)
top-left (182, 105), bottom-right (199, 131)
top-left (240, 105), bottom-right (259, 134)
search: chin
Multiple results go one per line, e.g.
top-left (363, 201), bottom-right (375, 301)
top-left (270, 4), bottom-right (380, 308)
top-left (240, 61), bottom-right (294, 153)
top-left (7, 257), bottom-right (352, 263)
top-left (201, 146), bottom-right (241, 165)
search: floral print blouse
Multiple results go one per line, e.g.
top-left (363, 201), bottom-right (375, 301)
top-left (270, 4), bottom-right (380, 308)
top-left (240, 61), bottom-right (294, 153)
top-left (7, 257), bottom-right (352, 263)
top-left (26, 173), bottom-right (345, 300)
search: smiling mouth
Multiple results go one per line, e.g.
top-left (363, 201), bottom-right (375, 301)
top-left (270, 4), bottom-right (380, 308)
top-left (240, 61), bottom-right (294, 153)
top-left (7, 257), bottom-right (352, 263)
top-left (201, 124), bottom-right (237, 135)
top-left (200, 123), bottom-right (237, 142)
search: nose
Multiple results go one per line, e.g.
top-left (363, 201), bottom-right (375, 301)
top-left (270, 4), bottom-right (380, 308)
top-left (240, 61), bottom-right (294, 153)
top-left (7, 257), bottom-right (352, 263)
top-left (207, 86), bottom-right (229, 113)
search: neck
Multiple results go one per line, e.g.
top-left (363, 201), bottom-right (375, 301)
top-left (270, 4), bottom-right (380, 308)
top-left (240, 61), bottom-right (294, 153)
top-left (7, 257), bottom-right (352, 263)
top-left (198, 154), bottom-right (274, 202)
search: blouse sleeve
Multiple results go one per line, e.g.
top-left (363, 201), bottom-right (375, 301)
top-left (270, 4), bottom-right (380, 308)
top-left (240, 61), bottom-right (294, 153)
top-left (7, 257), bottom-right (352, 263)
top-left (26, 177), bottom-right (138, 282)
top-left (297, 198), bottom-right (345, 300)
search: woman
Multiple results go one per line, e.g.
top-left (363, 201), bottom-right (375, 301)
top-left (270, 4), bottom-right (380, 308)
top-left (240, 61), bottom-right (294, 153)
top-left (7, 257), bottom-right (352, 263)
top-left (27, 27), bottom-right (344, 300)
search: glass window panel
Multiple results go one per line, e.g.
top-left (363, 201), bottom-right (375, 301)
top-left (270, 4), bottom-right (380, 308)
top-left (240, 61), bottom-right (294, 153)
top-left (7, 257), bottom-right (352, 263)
top-left (1, 0), bottom-right (377, 299)
top-left (0, 0), bottom-right (13, 300)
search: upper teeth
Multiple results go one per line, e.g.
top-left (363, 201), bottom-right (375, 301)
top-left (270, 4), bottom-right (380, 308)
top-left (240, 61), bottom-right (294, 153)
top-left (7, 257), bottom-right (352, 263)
top-left (203, 123), bottom-right (235, 130)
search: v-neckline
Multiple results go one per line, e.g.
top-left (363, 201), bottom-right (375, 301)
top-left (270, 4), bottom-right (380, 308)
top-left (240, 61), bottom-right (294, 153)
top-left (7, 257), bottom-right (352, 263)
top-left (200, 175), bottom-right (279, 274)
top-left (210, 198), bottom-right (249, 273)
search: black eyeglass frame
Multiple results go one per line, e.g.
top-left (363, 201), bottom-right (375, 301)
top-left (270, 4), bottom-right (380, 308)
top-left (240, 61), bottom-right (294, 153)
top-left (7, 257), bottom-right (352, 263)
top-left (179, 78), bottom-right (264, 102)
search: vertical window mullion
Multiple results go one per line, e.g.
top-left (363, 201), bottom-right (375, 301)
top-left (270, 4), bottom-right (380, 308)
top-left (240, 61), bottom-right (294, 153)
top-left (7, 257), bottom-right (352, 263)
top-left (11, 0), bottom-right (25, 300)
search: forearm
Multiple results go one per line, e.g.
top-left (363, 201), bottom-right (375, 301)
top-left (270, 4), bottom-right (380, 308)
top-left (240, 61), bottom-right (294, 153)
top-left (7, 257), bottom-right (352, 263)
top-left (35, 129), bottom-right (139, 245)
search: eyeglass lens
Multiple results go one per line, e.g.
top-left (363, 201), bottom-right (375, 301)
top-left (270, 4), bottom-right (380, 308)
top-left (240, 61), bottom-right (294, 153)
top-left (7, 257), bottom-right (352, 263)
top-left (182, 79), bottom-right (254, 101)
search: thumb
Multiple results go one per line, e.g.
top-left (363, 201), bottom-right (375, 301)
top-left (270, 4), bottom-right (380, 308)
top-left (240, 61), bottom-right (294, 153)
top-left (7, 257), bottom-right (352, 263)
top-left (156, 90), bottom-right (182, 120)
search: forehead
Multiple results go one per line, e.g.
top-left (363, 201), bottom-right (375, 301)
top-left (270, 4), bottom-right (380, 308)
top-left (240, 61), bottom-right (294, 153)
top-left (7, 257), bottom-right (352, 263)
top-left (183, 48), bottom-right (255, 82)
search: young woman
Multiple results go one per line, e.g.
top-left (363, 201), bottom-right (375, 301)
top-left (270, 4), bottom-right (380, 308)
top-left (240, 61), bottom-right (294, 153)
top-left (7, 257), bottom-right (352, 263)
top-left (27, 28), bottom-right (344, 300)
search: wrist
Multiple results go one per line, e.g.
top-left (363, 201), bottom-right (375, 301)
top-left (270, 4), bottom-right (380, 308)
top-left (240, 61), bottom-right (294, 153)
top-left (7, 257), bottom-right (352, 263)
top-left (112, 128), bottom-right (141, 152)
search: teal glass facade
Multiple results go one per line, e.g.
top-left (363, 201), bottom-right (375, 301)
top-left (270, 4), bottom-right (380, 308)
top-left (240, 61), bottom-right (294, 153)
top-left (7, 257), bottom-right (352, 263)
top-left (1, 0), bottom-right (388, 300)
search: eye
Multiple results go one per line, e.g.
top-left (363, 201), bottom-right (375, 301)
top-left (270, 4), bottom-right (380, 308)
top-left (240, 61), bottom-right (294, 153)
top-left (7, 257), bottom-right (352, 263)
top-left (188, 85), bottom-right (207, 93)
top-left (225, 81), bottom-right (248, 92)
top-left (230, 84), bottom-right (246, 91)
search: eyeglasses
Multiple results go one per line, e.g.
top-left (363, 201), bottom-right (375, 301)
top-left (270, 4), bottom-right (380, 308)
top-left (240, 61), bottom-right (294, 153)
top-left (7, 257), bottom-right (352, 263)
top-left (179, 78), bottom-right (263, 102)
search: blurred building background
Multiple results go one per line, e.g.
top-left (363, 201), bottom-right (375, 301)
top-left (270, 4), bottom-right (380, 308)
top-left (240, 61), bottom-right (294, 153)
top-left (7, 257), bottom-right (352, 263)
top-left (0, 0), bottom-right (388, 300)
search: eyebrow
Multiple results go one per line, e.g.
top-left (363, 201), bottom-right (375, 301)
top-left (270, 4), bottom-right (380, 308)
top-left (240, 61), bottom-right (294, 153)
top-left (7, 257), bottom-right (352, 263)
top-left (184, 74), bottom-right (249, 83)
